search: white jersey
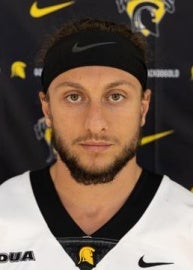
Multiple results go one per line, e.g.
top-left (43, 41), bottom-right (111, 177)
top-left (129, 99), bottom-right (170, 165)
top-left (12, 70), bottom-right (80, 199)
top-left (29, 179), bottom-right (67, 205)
top-left (0, 171), bottom-right (193, 269)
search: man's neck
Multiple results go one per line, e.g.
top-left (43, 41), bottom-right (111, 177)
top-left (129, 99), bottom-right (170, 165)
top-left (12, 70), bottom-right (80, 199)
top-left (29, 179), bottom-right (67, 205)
top-left (49, 158), bottom-right (142, 235)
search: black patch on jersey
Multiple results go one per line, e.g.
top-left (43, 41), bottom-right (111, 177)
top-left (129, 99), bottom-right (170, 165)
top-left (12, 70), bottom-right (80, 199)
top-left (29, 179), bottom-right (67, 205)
top-left (58, 237), bottom-right (117, 270)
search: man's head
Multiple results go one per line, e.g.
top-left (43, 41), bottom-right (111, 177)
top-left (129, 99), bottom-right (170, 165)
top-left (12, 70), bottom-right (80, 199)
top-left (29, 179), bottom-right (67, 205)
top-left (39, 18), bottom-right (151, 185)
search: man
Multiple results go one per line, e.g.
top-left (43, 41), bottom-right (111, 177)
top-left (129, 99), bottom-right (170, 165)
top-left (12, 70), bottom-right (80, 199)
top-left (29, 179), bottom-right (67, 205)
top-left (0, 18), bottom-right (193, 269)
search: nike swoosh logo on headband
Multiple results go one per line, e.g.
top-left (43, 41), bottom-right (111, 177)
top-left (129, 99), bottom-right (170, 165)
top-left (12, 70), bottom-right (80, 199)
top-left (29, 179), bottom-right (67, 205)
top-left (72, 42), bottom-right (116, 53)
top-left (30, 1), bottom-right (74, 18)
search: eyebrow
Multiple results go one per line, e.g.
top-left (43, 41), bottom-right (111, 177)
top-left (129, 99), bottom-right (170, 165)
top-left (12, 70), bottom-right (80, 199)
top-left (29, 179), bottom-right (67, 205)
top-left (55, 80), bottom-right (136, 91)
top-left (104, 80), bottom-right (137, 90)
top-left (55, 81), bottom-right (85, 91)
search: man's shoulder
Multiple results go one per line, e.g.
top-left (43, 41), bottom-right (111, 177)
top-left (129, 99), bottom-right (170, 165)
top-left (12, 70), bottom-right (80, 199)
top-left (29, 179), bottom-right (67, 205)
top-left (156, 175), bottom-right (193, 215)
top-left (0, 169), bottom-right (48, 241)
top-left (0, 171), bottom-right (31, 195)
top-left (162, 175), bottom-right (193, 200)
top-left (0, 166), bottom-right (49, 193)
top-left (137, 173), bottom-right (193, 241)
top-left (0, 171), bottom-right (33, 217)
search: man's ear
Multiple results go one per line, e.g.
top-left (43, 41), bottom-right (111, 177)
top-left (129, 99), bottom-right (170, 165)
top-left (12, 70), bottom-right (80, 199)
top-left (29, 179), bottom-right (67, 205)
top-left (140, 89), bottom-right (151, 127)
top-left (39, 91), bottom-right (52, 127)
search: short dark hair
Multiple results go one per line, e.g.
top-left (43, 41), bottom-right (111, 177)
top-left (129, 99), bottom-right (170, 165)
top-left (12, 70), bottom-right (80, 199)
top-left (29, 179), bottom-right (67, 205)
top-left (38, 18), bottom-right (148, 66)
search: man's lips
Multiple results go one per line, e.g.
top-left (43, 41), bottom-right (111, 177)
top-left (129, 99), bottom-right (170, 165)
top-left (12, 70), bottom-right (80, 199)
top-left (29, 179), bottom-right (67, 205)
top-left (79, 141), bottom-right (113, 152)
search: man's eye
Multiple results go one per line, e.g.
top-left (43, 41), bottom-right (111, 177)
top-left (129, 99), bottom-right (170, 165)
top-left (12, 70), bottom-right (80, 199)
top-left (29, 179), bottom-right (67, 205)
top-left (66, 94), bottom-right (82, 103)
top-left (109, 93), bottom-right (124, 102)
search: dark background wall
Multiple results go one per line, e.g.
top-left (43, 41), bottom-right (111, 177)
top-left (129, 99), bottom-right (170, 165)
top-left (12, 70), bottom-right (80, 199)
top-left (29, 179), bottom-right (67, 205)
top-left (1, 0), bottom-right (193, 189)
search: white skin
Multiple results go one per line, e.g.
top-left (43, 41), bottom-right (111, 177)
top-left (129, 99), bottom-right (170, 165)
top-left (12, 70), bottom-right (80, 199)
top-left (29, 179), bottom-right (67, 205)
top-left (39, 66), bottom-right (151, 235)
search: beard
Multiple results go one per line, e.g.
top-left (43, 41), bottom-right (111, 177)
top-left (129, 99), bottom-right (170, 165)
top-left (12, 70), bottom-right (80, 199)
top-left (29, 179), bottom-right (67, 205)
top-left (51, 127), bottom-right (141, 185)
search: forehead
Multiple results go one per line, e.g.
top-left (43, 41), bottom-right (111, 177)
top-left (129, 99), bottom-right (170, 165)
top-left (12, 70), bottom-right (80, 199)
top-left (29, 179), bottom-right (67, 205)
top-left (48, 66), bottom-right (142, 92)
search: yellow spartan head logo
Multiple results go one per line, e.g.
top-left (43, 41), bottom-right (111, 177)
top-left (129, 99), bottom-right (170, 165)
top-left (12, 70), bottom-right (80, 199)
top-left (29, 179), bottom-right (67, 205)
top-left (11, 61), bottom-right (27, 79)
top-left (126, 0), bottom-right (166, 37)
top-left (78, 246), bottom-right (95, 265)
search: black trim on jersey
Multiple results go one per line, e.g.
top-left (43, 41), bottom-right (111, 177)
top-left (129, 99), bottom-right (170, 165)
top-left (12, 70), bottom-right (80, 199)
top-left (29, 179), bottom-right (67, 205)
top-left (30, 167), bottom-right (162, 240)
top-left (30, 167), bottom-right (162, 269)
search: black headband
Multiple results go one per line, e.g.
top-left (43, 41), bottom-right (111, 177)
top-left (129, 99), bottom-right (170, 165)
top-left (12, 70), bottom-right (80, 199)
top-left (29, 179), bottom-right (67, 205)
top-left (41, 31), bottom-right (147, 91)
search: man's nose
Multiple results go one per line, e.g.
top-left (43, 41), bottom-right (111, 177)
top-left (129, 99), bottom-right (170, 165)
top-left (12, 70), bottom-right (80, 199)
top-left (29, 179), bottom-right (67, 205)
top-left (84, 102), bottom-right (108, 133)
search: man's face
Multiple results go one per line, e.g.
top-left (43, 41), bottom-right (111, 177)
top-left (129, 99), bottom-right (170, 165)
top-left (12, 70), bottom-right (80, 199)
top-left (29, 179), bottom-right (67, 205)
top-left (40, 66), bottom-right (151, 184)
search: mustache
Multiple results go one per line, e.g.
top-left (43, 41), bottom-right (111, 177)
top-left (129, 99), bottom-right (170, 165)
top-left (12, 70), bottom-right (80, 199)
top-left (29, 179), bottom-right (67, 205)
top-left (72, 134), bottom-right (120, 144)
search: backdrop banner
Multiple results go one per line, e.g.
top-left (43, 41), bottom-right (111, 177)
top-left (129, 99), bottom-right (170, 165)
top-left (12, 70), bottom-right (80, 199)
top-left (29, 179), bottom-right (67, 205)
top-left (1, 0), bottom-right (193, 189)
